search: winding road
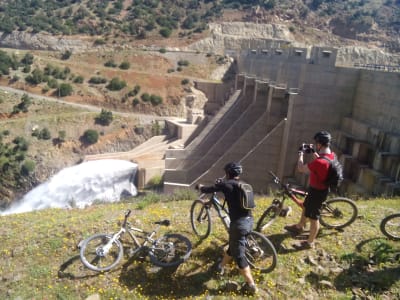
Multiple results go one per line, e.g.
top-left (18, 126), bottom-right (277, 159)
top-left (0, 85), bottom-right (185, 124)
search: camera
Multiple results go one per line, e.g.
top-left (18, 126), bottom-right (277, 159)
top-left (298, 143), bottom-right (315, 154)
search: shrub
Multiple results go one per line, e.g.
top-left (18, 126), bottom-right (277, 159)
top-left (21, 159), bottom-right (35, 176)
top-left (141, 93), bottom-right (150, 102)
top-left (106, 77), bottom-right (126, 91)
top-left (61, 50), bottom-right (72, 60)
top-left (181, 78), bottom-right (189, 85)
top-left (104, 60), bottom-right (117, 68)
top-left (57, 83), bottom-right (73, 97)
top-left (82, 129), bottom-right (99, 144)
top-left (89, 76), bottom-right (107, 84)
top-left (177, 60), bottom-right (189, 66)
top-left (38, 128), bottom-right (51, 140)
top-left (132, 98), bottom-right (140, 106)
top-left (73, 75), bottom-right (84, 83)
top-left (150, 94), bottom-right (163, 106)
top-left (159, 48), bottom-right (167, 53)
top-left (159, 27), bottom-right (172, 38)
top-left (119, 61), bottom-right (130, 70)
top-left (95, 109), bottom-right (113, 126)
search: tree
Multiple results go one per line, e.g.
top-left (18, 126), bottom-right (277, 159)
top-left (38, 128), bottom-right (51, 140)
top-left (95, 109), bottom-right (113, 126)
top-left (159, 27), bottom-right (172, 38)
top-left (57, 83), bottom-right (73, 97)
top-left (106, 77), bottom-right (126, 91)
top-left (21, 160), bottom-right (35, 176)
top-left (82, 129), bottom-right (99, 144)
top-left (119, 61), bottom-right (130, 70)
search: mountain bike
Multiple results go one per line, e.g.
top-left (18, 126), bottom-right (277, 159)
top-left (79, 209), bottom-right (192, 272)
top-left (380, 213), bottom-right (400, 240)
top-left (190, 192), bottom-right (277, 273)
top-left (256, 171), bottom-right (358, 232)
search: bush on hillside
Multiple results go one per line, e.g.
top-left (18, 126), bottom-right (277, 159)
top-left (82, 129), bottom-right (99, 145)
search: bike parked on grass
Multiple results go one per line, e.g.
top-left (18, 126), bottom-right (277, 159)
top-left (79, 209), bottom-right (192, 272)
top-left (380, 213), bottom-right (400, 241)
top-left (190, 192), bottom-right (278, 273)
top-left (256, 171), bottom-right (358, 233)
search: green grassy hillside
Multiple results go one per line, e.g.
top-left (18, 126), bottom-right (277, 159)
top-left (1, 194), bottom-right (399, 299)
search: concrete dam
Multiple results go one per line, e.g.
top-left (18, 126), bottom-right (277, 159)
top-left (163, 46), bottom-right (400, 198)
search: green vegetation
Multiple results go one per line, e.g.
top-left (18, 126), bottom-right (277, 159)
top-left (106, 77), bottom-right (127, 91)
top-left (82, 129), bottom-right (99, 144)
top-left (89, 76), bottom-right (107, 84)
top-left (0, 0), bottom-right (397, 49)
top-left (57, 83), bottom-right (73, 97)
top-left (95, 109), bottom-right (113, 126)
top-left (0, 196), bottom-right (399, 299)
top-left (0, 133), bottom-right (33, 198)
top-left (12, 93), bottom-right (32, 114)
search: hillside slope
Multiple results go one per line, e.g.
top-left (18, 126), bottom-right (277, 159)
top-left (0, 196), bottom-right (399, 299)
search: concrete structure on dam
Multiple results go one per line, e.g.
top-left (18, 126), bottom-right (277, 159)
top-left (164, 46), bottom-right (400, 197)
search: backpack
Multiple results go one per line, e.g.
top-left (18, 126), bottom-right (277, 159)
top-left (321, 154), bottom-right (343, 190)
top-left (235, 181), bottom-right (256, 210)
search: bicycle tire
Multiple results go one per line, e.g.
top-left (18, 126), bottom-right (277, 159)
top-left (255, 205), bottom-right (279, 232)
top-left (190, 199), bottom-right (212, 239)
top-left (380, 213), bottom-right (400, 241)
top-left (149, 233), bottom-right (192, 267)
top-left (319, 197), bottom-right (358, 229)
top-left (245, 231), bottom-right (277, 273)
top-left (80, 233), bottom-right (123, 272)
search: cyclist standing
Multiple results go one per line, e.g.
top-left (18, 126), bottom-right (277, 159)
top-left (285, 131), bottom-right (335, 249)
top-left (196, 162), bottom-right (258, 295)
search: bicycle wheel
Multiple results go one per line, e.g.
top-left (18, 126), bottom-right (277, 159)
top-left (320, 197), bottom-right (358, 229)
top-left (245, 231), bottom-right (277, 273)
top-left (256, 205), bottom-right (279, 232)
top-left (190, 199), bottom-right (212, 239)
top-left (80, 233), bottom-right (123, 272)
top-left (380, 213), bottom-right (400, 240)
top-left (149, 233), bottom-right (192, 267)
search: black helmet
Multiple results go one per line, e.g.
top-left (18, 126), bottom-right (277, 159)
top-left (224, 162), bottom-right (242, 177)
top-left (314, 131), bottom-right (331, 146)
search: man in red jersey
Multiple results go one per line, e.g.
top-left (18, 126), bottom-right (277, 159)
top-left (285, 131), bottom-right (335, 249)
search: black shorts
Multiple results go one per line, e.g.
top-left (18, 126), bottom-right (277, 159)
top-left (303, 187), bottom-right (329, 220)
top-left (227, 216), bottom-right (253, 269)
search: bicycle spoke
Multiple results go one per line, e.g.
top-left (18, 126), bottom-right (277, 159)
top-left (80, 234), bottom-right (123, 272)
top-left (245, 231), bottom-right (277, 273)
top-left (149, 234), bottom-right (192, 267)
top-left (190, 199), bottom-right (211, 239)
top-left (320, 198), bottom-right (357, 229)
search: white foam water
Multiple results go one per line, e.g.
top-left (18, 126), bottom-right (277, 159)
top-left (1, 159), bottom-right (138, 215)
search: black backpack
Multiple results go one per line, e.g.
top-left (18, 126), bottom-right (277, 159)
top-left (235, 181), bottom-right (255, 210)
top-left (321, 154), bottom-right (343, 190)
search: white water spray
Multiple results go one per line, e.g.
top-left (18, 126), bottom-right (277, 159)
top-left (1, 159), bottom-right (138, 215)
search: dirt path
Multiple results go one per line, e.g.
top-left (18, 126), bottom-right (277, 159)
top-left (0, 85), bottom-right (183, 124)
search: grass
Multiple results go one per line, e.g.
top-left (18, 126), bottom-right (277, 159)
top-left (0, 195), bottom-right (399, 299)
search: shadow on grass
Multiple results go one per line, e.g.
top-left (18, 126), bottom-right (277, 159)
top-left (58, 255), bottom-right (106, 280)
top-left (334, 237), bottom-right (400, 294)
top-left (118, 244), bottom-right (224, 298)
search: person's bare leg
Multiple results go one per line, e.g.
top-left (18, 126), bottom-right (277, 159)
top-left (297, 209), bottom-right (308, 229)
top-left (308, 219), bottom-right (319, 244)
top-left (239, 266), bottom-right (255, 285)
top-left (220, 251), bottom-right (232, 268)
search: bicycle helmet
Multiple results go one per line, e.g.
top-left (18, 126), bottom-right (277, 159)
top-left (313, 131), bottom-right (331, 146)
top-left (224, 162), bottom-right (242, 177)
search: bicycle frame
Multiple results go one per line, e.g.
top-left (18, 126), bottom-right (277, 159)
top-left (102, 209), bottom-right (165, 256)
top-left (269, 171), bottom-right (307, 208)
top-left (201, 192), bottom-right (231, 231)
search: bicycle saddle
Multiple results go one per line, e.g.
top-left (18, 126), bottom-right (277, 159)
top-left (155, 220), bottom-right (170, 226)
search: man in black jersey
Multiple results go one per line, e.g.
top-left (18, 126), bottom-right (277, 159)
top-left (197, 162), bottom-right (257, 295)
